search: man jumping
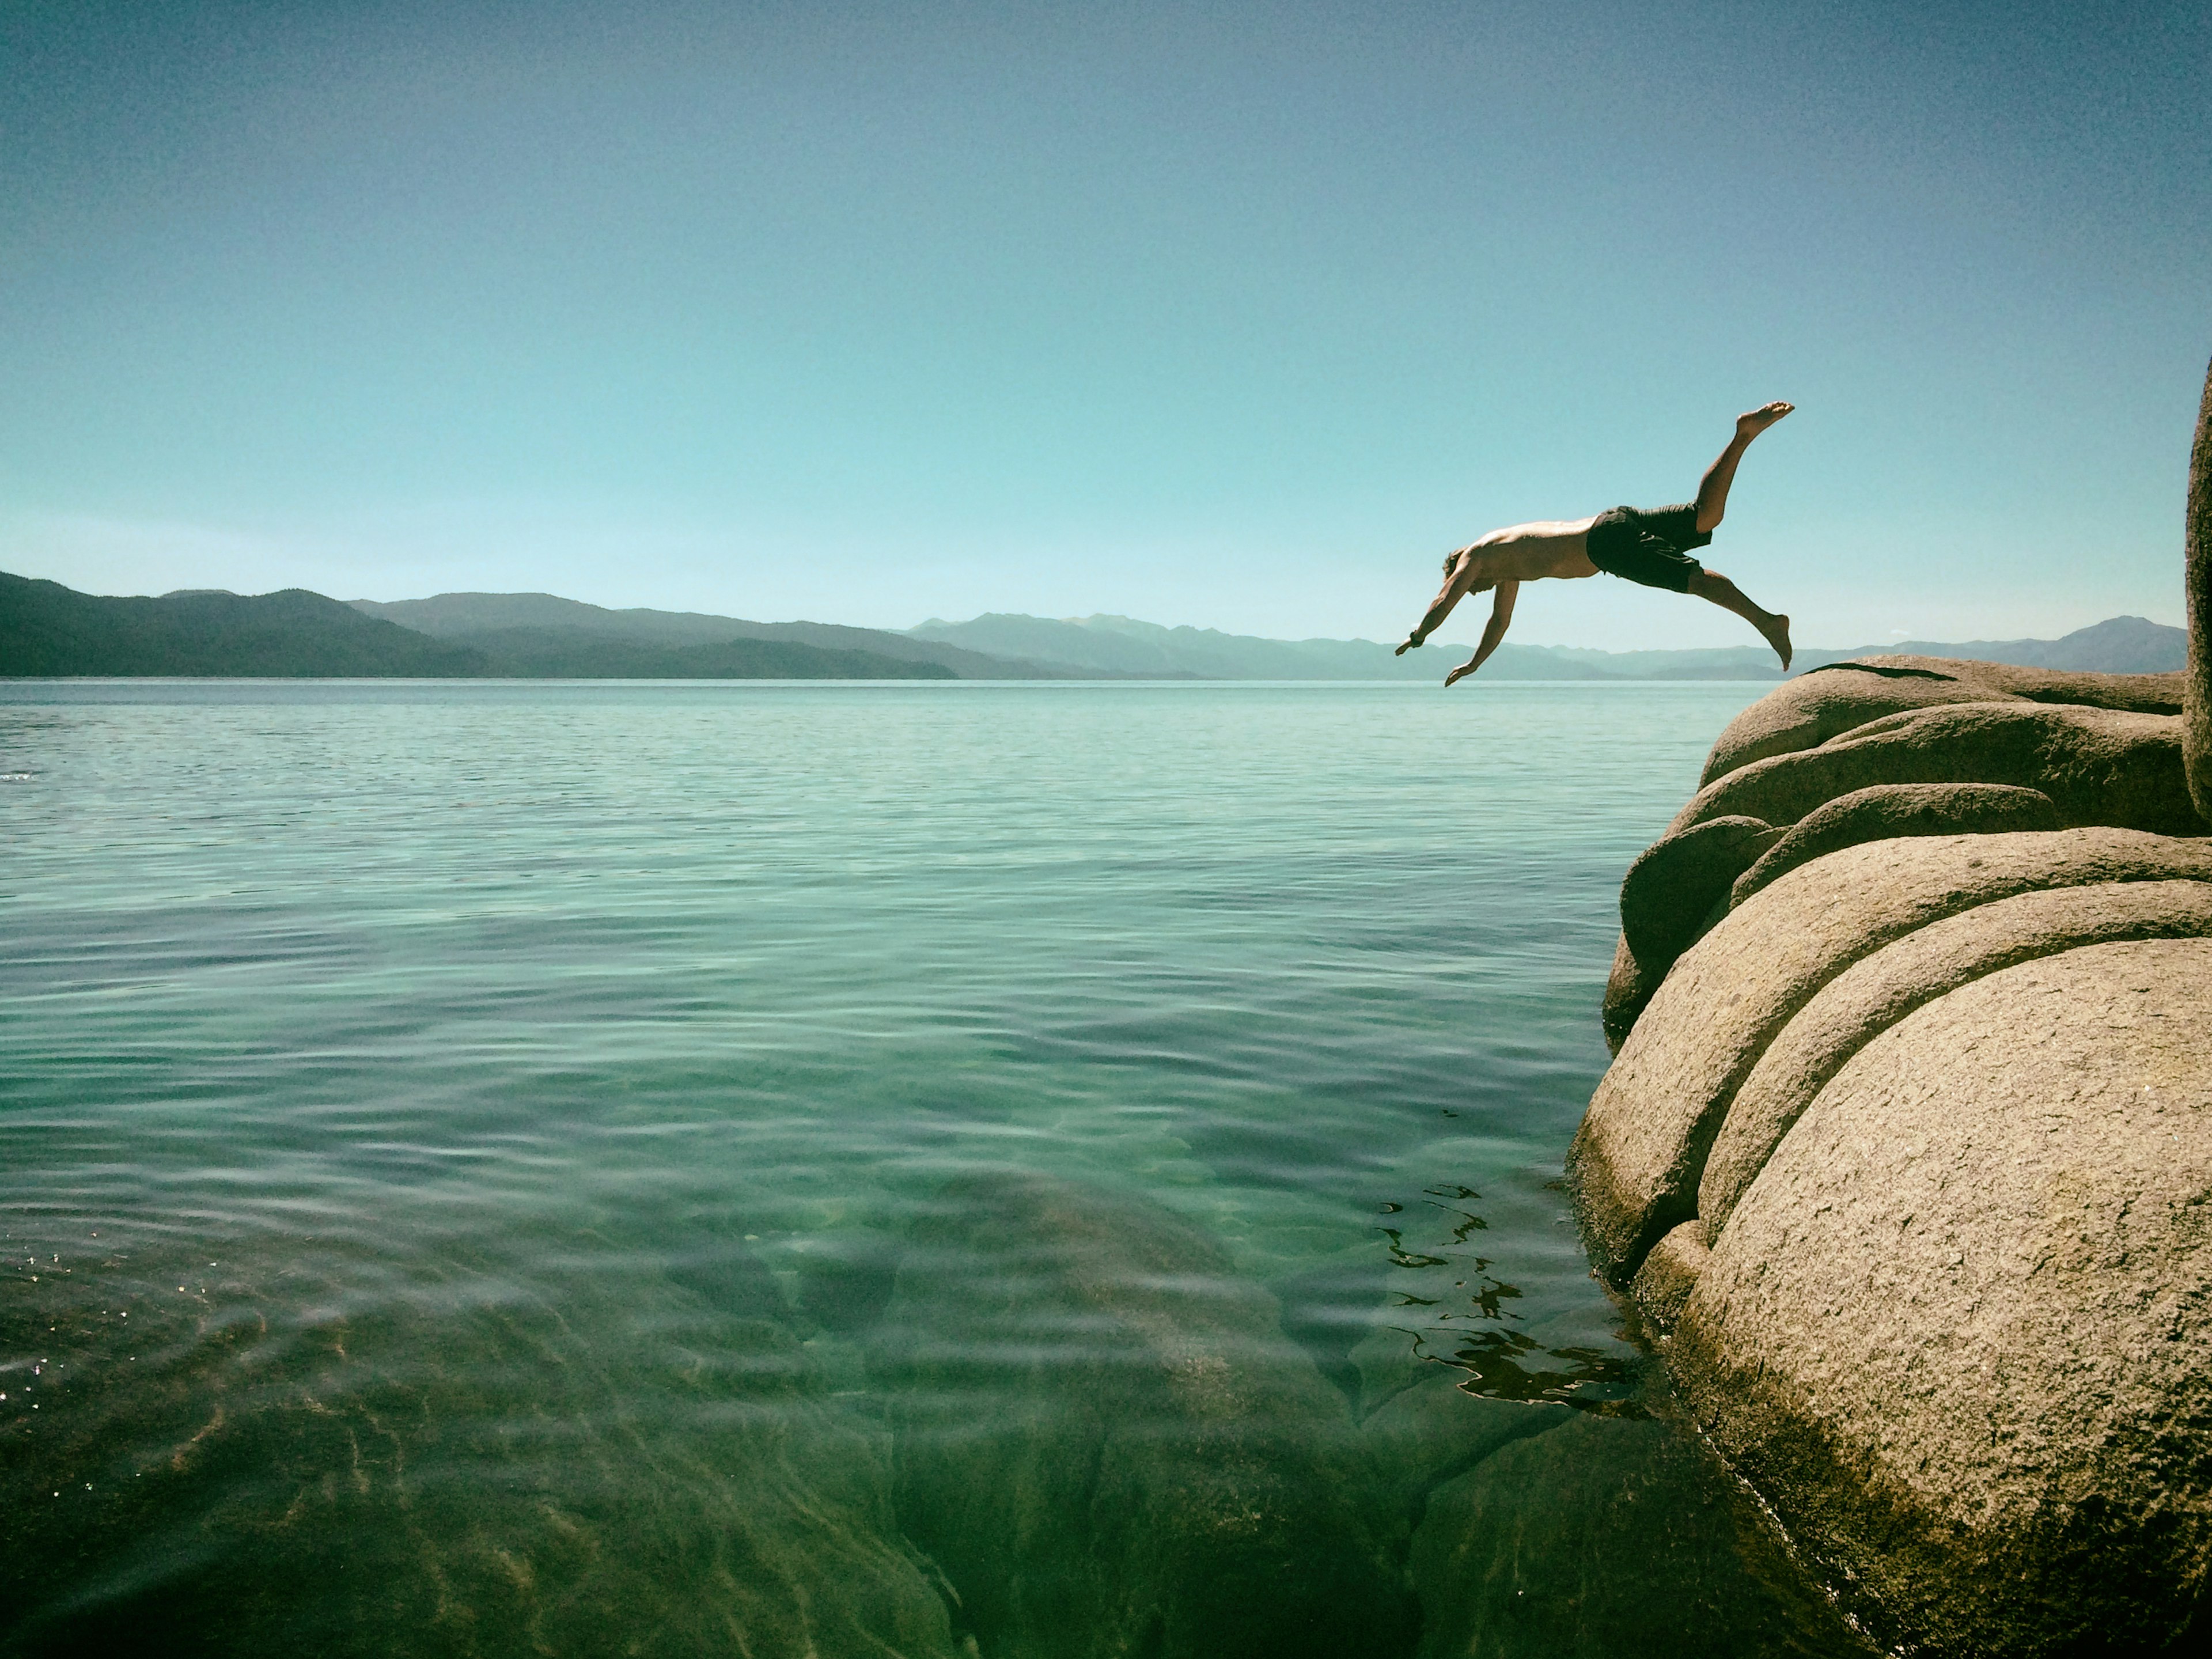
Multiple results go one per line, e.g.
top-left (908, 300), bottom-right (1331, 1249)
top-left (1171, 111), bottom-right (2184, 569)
top-left (1397, 402), bottom-right (1796, 685)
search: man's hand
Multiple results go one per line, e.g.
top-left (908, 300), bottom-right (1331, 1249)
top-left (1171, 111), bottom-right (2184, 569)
top-left (1395, 633), bottom-right (1422, 656)
top-left (1444, 657), bottom-right (1480, 688)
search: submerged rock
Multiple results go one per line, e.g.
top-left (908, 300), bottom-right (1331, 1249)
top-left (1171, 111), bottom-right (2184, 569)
top-left (1, 1227), bottom-right (959, 1658)
top-left (874, 1171), bottom-right (1417, 1659)
top-left (1410, 1411), bottom-right (1857, 1658)
top-left (1350, 1321), bottom-right (1573, 1517)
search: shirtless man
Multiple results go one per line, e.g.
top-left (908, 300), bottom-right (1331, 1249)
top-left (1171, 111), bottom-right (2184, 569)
top-left (1397, 402), bottom-right (1796, 686)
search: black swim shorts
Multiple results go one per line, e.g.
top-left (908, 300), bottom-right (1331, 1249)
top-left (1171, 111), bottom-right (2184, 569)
top-left (1585, 503), bottom-right (1712, 593)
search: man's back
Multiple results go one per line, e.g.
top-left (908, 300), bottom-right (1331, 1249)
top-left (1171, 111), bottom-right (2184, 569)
top-left (1459, 517), bottom-right (1601, 585)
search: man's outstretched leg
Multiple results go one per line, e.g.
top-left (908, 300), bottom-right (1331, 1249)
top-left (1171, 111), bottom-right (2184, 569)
top-left (1694, 401), bottom-right (1794, 533)
top-left (1688, 567), bottom-right (1791, 669)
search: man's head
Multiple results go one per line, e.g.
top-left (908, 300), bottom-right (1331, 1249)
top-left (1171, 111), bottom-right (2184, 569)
top-left (1444, 549), bottom-right (1494, 594)
top-left (1443, 547), bottom-right (1493, 589)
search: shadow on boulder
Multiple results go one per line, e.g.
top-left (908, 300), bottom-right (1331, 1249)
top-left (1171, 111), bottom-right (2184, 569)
top-left (1729, 782), bottom-right (2061, 907)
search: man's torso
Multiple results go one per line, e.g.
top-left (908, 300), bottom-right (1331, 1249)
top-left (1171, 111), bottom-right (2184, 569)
top-left (1468, 517), bottom-right (1600, 582)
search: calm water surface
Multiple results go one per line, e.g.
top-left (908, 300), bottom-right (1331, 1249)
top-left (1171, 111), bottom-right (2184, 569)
top-left (1, 681), bottom-right (1868, 1657)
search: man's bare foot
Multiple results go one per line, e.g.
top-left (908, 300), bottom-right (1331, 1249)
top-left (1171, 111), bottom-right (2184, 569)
top-left (1736, 400), bottom-right (1793, 439)
top-left (1758, 612), bottom-right (1793, 671)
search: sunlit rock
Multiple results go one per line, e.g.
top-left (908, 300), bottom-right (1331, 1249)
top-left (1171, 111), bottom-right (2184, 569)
top-left (1698, 878), bottom-right (2212, 1231)
top-left (1699, 657), bottom-right (2184, 786)
top-left (1573, 828), bottom-right (2212, 1279)
top-left (1728, 781), bottom-right (2060, 907)
top-left (1674, 700), bottom-right (2199, 843)
top-left (1675, 942), bottom-right (2212, 1655)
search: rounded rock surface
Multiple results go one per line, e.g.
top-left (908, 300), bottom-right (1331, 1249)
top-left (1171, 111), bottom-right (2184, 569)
top-left (1701, 658), bottom-right (2185, 787)
top-left (1698, 878), bottom-right (2212, 1233)
top-left (1620, 814), bottom-right (1781, 972)
top-left (1673, 938), bottom-right (2212, 1657)
top-left (1670, 702), bottom-right (2202, 844)
top-left (1570, 829), bottom-right (2212, 1281)
top-left (1729, 783), bottom-right (2060, 909)
top-left (1600, 931), bottom-right (1655, 1057)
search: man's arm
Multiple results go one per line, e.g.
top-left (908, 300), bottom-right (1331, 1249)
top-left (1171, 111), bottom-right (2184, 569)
top-left (1396, 554), bottom-right (1478, 654)
top-left (1444, 581), bottom-right (1517, 687)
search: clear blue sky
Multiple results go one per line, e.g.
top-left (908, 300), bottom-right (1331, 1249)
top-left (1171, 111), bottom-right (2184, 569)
top-left (5, 0), bottom-right (2207, 649)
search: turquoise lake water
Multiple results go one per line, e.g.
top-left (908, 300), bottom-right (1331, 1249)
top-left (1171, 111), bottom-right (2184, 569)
top-left (1, 680), bottom-right (1870, 1657)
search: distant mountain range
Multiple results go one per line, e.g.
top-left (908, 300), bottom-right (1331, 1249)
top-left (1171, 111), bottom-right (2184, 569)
top-left (905, 610), bottom-right (2189, 680)
top-left (1, 571), bottom-right (2188, 680)
top-left (1, 573), bottom-right (487, 677)
top-left (1, 574), bottom-right (949, 680)
top-left (350, 591), bottom-right (1058, 678)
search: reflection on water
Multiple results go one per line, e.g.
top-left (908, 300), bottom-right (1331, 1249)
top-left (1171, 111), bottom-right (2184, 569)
top-left (1, 681), bottom-right (1868, 1657)
top-left (1377, 1185), bottom-right (1644, 1415)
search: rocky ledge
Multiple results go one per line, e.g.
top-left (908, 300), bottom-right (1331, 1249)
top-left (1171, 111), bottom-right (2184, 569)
top-left (1566, 358), bottom-right (2212, 1657)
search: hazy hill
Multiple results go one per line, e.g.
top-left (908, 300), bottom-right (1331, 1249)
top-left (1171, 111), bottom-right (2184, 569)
top-left (2, 571), bottom-right (488, 677)
top-left (912, 611), bottom-right (2188, 680)
top-left (12, 572), bottom-right (2185, 681)
top-left (450, 626), bottom-right (953, 679)
top-left (3, 574), bottom-right (952, 679)
top-left (1800, 615), bottom-right (2185, 675)
top-left (906, 612), bottom-right (1567, 679)
top-left (351, 592), bottom-right (1069, 678)
top-left (1540, 643), bottom-right (1789, 679)
top-left (1545, 617), bottom-right (2184, 679)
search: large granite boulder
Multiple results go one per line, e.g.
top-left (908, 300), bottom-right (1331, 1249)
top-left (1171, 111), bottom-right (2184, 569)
top-left (1697, 878), bottom-right (2212, 1230)
top-left (1673, 700), bottom-right (2199, 843)
top-left (1575, 828), bottom-right (2212, 1277)
top-left (1608, 782), bottom-right (2067, 1050)
top-left (1580, 831), bottom-right (2212, 1655)
top-left (1571, 353), bottom-right (2212, 1654)
top-left (1676, 941), bottom-right (2212, 1654)
top-left (1601, 690), bottom-right (2198, 1053)
top-left (1701, 658), bottom-right (2185, 786)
